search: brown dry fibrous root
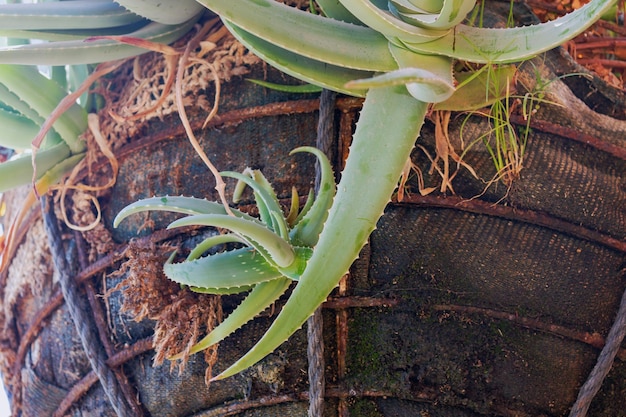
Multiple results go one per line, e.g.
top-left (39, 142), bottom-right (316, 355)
top-left (115, 237), bottom-right (222, 384)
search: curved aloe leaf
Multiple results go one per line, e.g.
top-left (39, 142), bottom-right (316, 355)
top-left (171, 277), bottom-right (292, 359)
top-left (113, 195), bottom-right (258, 227)
top-left (164, 247), bottom-right (283, 289)
top-left (388, 0), bottom-right (478, 29)
top-left (316, 0), bottom-right (362, 24)
top-left (115, 0), bottom-right (205, 25)
top-left (288, 147), bottom-right (335, 247)
top-left (335, 0), bottom-right (450, 43)
top-left (0, 108), bottom-right (40, 149)
top-left (212, 85), bottom-right (428, 380)
top-left (196, 0), bottom-right (396, 72)
top-left (0, 17), bottom-right (199, 65)
top-left (222, 170), bottom-right (287, 235)
top-left (186, 233), bottom-right (246, 261)
top-left (223, 21), bottom-right (370, 97)
top-left (167, 214), bottom-right (295, 268)
top-left (0, 143), bottom-right (74, 193)
top-left (0, 65), bottom-right (87, 153)
top-left (402, 0), bottom-right (616, 63)
top-left (0, 1), bottom-right (142, 31)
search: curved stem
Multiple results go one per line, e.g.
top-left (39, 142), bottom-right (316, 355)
top-left (213, 85), bottom-right (428, 380)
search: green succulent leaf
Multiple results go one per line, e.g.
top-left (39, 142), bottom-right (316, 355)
top-left (315, 0), bottom-right (362, 24)
top-left (0, 108), bottom-right (41, 149)
top-left (0, 65), bottom-right (87, 153)
top-left (164, 247), bottom-right (283, 289)
top-left (0, 17), bottom-right (199, 65)
top-left (167, 214), bottom-right (296, 268)
top-left (223, 21), bottom-right (371, 97)
top-left (113, 195), bottom-right (258, 228)
top-left (0, 142), bottom-right (73, 193)
top-left (186, 233), bottom-right (246, 262)
top-left (288, 146), bottom-right (335, 247)
top-left (172, 277), bottom-right (293, 358)
top-left (196, 0), bottom-right (396, 72)
top-left (0, 1), bottom-right (143, 31)
top-left (402, 0), bottom-right (616, 63)
top-left (334, 0), bottom-right (450, 43)
top-left (224, 169), bottom-right (287, 235)
top-left (114, 0), bottom-right (205, 25)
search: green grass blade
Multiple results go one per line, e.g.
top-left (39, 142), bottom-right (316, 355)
top-left (246, 79), bottom-right (322, 94)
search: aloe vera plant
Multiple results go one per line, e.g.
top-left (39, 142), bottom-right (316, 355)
top-left (114, 0), bottom-right (616, 380)
top-left (0, 0), bottom-right (209, 271)
top-left (0, 0), bottom-right (207, 193)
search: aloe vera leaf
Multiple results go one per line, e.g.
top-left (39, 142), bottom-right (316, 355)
top-left (347, 44), bottom-right (454, 102)
top-left (113, 195), bottom-right (257, 228)
top-left (315, 0), bottom-right (362, 24)
top-left (186, 234), bottom-right (246, 261)
top-left (390, 0), bottom-right (443, 14)
top-left (196, 0), bottom-right (396, 72)
top-left (0, 108), bottom-right (40, 149)
top-left (170, 277), bottom-right (292, 359)
top-left (0, 65), bottom-right (87, 153)
top-left (336, 0), bottom-right (450, 43)
top-left (115, 0), bottom-right (205, 25)
top-left (0, 152), bottom-right (85, 271)
top-left (402, 0), bottom-right (616, 63)
top-left (288, 147), bottom-right (336, 247)
top-left (212, 85), bottom-right (428, 380)
top-left (223, 21), bottom-right (370, 97)
top-left (164, 247), bottom-right (283, 289)
top-left (293, 188), bottom-right (315, 226)
top-left (286, 187), bottom-right (300, 227)
top-left (167, 214), bottom-right (295, 268)
top-left (223, 170), bottom-right (285, 234)
top-left (433, 65), bottom-right (516, 111)
top-left (0, 143), bottom-right (74, 193)
top-left (389, 0), bottom-right (477, 30)
top-left (0, 1), bottom-right (143, 31)
top-left (188, 285), bottom-right (254, 295)
top-left (0, 17), bottom-right (199, 65)
top-left (246, 79), bottom-right (322, 94)
top-left (0, 21), bottom-right (151, 43)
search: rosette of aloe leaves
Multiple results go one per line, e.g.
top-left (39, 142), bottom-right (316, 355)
top-left (116, 0), bottom-right (613, 381)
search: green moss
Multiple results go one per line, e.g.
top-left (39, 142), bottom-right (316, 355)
top-left (349, 398), bottom-right (382, 417)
